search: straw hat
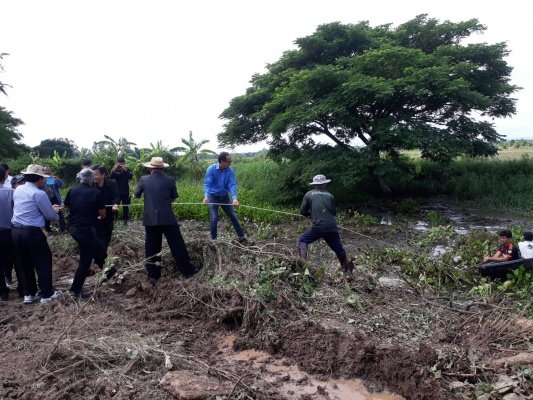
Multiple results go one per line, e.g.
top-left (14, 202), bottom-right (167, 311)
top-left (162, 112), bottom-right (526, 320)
top-left (20, 164), bottom-right (49, 177)
top-left (143, 157), bottom-right (169, 169)
top-left (309, 174), bottom-right (331, 185)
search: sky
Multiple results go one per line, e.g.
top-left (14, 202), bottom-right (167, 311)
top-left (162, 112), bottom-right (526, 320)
top-left (1, 0), bottom-right (532, 153)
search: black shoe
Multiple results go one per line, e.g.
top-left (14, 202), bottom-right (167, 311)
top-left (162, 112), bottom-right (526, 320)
top-left (102, 267), bottom-right (118, 282)
top-left (147, 277), bottom-right (158, 286)
top-left (69, 291), bottom-right (92, 299)
top-left (1, 292), bottom-right (8, 301)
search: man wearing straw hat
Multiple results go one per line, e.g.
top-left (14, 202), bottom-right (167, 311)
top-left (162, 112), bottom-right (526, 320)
top-left (134, 157), bottom-right (197, 283)
top-left (11, 164), bottom-right (62, 304)
top-left (298, 174), bottom-right (354, 275)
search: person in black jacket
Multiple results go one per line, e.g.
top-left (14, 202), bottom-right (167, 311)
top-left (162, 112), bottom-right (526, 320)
top-left (64, 168), bottom-right (107, 298)
top-left (110, 157), bottom-right (133, 226)
top-left (134, 157), bottom-right (196, 283)
top-left (92, 165), bottom-right (119, 249)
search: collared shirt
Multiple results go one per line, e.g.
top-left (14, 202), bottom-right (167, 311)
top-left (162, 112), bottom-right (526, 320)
top-left (0, 185), bottom-right (14, 229)
top-left (12, 182), bottom-right (59, 228)
top-left (64, 183), bottom-right (105, 227)
top-left (204, 163), bottom-right (238, 200)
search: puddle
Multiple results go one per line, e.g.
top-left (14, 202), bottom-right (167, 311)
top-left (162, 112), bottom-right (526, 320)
top-left (413, 221), bottom-right (428, 232)
top-left (219, 335), bottom-right (403, 400)
top-left (431, 245), bottom-right (450, 258)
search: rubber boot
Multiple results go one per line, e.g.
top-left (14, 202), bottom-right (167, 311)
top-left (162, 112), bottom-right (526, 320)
top-left (336, 251), bottom-right (354, 275)
top-left (298, 242), bottom-right (308, 260)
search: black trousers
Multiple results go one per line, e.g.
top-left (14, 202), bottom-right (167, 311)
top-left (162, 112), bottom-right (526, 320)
top-left (145, 224), bottom-right (195, 279)
top-left (69, 226), bottom-right (106, 294)
top-left (11, 226), bottom-right (54, 298)
top-left (94, 220), bottom-right (114, 252)
top-left (117, 194), bottom-right (130, 222)
top-left (0, 229), bottom-right (23, 297)
top-left (45, 210), bottom-right (67, 232)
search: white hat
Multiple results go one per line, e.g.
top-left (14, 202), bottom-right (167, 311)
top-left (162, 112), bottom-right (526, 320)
top-left (309, 174), bottom-right (331, 185)
top-left (20, 164), bottom-right (49, 177)
top-left (143, 157), bottom-right (169, 169)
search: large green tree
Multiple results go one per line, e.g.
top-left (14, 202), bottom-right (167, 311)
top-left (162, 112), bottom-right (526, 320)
top-left (0, 106), bottom-right (25, 159)
top-left (219, 15), bottom-right (519, 191)
top-left (1, 53), bottom-right (27, 159)
top-left (34, 138), bottom-right (79, 158)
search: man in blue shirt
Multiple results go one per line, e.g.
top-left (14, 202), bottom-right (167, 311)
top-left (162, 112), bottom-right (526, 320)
top-left (11, 164), bottom-right (62, 304)
top-left (203, 152), bottom-right (246, 242)
top-left (43, 165), bottom-right (67, 233)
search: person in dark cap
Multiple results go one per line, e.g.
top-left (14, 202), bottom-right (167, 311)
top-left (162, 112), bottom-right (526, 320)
top-left (110, 156), bottom-right (133, 226)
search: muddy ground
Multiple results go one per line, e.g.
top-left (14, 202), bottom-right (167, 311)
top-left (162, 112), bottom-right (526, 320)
top-left (1, 204), bottom-right (532, 400)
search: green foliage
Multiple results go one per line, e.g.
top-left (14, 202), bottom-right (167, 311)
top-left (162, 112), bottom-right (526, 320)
top-left (426, 211), bottom-right (446, 227)
top-left (442, 230), bottom-right (494, 266)
top-left (219, 16), bottom-right (518, 193)
top-left (499, 267), bottom-right (533, 298)
top-left (339, 211), bottom-right (379, 227)
top-left (170, 131), bottom-right (216, 181)
top-left (33, 138), bottom-right (79, 158)
top-left (125, 179), bottom-right (299, 224)
top-left (394, 198), bottom-right (419, 215)
top-left (251, 259), bottom-right (315, 302)
top-left (0, 106), bottom-right (27, 159)
top-left (416, 225), bottom-right (454, 247)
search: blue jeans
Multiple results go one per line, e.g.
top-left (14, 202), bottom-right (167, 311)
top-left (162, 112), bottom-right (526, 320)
top-left (208, 195), bottom-right (244, 239)
top-left (299, 229), bottom-right (345, 254)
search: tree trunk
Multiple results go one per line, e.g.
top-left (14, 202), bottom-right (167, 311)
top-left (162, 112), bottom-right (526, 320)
top-left (375, 173), bottom-right (392, 194)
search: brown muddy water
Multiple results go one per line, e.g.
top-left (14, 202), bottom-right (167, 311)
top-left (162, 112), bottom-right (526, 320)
top-left (219, 335), bottom-right (403, 400)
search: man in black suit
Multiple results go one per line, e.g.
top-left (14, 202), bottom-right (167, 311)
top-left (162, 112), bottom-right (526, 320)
top-left (134, 157), bottom-right (196, 283)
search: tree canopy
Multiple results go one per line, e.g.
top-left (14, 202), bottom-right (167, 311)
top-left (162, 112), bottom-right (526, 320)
top-left (0, 106), bottom-right (26, 159)
top-left (34, 138), bottom-right (79, 158)
top-left (1, 54), bottom-right (27, 159)
top-left (219, 15), bottom-right (519, 167)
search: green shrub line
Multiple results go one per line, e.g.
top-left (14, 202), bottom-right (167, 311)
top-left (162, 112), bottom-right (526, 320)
top-left (17, 153), bottom-right (533, 217)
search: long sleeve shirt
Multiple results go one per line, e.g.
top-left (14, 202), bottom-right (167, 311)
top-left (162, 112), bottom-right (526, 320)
top-left (110, 169), bottom-right (133, 196)
top-left (0, 185), bottom-right (14, 229)
top-left (299, 189), bottom-right (338, 232)
top-left (12, 182), bottom-right (59, 227)
top-left (204, 163), bottom-right (238, 200)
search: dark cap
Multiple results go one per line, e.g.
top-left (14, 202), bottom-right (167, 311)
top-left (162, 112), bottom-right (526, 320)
top-left (117, 157), bottom-right (125, 163)
top-left (11, 174), bottom-right (26, 187)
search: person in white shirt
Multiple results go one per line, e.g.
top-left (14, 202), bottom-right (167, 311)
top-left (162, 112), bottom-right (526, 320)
top-left (518, 231), bottom-right (533, 259)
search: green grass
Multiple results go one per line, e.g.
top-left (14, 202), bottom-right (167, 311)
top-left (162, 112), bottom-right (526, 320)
top-left (125, 178), bottom-right (300, 223)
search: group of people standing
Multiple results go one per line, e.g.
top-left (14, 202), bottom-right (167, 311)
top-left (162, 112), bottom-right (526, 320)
top-left (1, 151), bottom-right (352, 304)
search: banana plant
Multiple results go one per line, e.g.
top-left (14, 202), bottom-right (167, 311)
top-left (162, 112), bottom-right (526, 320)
top-left (171, 131), bottom-right (216, 180)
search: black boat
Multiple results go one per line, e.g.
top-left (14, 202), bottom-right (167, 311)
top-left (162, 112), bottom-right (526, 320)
top-left (478, 257), bottom-right (533, 279)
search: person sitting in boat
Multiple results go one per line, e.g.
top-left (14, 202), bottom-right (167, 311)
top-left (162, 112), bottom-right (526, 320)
top-left (518, 231), bottom-right (533, 259)
top-left (483, 230), bottom-right (519, 263)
